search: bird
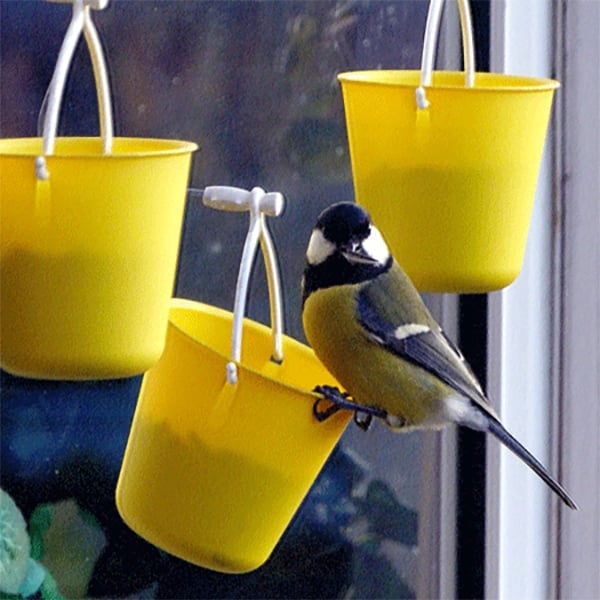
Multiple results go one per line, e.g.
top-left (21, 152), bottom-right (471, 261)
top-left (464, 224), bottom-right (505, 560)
top-left (301, 201), bottom-right (577, 510)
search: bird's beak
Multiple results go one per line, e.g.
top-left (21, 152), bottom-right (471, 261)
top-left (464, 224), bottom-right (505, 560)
top-left (341, 242), bottom-right (379, 266)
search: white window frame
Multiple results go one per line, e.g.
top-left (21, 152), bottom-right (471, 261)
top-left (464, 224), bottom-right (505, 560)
top-left (551, 2), bottom-right (599, 597)
top-left (486, 1), bottom-right (599, 599)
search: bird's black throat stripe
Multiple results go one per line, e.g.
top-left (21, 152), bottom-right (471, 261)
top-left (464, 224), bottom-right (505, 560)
top-left (302, 254), bottom-right (392, 305)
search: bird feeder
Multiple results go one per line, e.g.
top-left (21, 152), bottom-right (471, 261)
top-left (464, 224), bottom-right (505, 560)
top-left (116, 186), bottom-right (350, 574)
top-left (338, 0), bottom-right (559, 293)
top-left (0, 0), bottom-right (197, 379)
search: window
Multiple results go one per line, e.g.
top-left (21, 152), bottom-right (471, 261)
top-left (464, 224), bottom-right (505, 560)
top-left (486, 2), bottom-right (599, 599)
top-left (552, 2), bottom-right (600, 596)
top-left (1, 2), bottom-right (440, 597)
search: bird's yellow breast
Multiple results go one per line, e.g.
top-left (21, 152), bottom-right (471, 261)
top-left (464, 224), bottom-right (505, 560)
top-left (302, 285), bottom-right (447, 428)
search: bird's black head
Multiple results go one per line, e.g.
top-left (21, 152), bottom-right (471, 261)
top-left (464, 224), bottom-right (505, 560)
top-left (302, 202), bottom-right (392, 303)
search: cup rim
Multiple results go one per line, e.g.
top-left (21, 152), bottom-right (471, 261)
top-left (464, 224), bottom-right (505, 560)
top-left (0, 136), bottom-right (198, 158)
top-left (337, 70), bottom-right (560, 93)
top-left (165, 298), bottom-right (339, 404)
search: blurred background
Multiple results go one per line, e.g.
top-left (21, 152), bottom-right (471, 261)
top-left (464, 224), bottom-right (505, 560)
top-left (1, 2), bottom-right (433, 597)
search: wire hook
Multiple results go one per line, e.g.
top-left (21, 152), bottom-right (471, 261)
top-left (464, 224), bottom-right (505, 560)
top-left (202, 186), bottom-right (285, 385)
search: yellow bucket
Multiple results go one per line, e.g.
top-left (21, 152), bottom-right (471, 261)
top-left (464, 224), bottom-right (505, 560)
top-left (338, 0), bottom-right (559, 292)
top-left (116, 299), bottom-right (350, 573)
top-left (0, 136), bottom-right (197, 379)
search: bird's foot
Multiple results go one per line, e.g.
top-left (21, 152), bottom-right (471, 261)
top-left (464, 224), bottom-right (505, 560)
top-left (312, 385), bottom-right (387, 432)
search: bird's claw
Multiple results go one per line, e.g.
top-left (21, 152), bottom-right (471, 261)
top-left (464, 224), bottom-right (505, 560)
top-left (312, 395), bottom-right (343, 422)
top-left (353, 411), bottom-right (373, 431)
top-left (312, 385), bottom-right (387, 432)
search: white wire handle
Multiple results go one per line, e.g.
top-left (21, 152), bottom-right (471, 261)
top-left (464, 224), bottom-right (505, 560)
top-left (416, 0), bottom-right (475, 110)
top-left (202, 186), bottom-right (285, 385)
top-left (36, 0), bottom-right (113, 180)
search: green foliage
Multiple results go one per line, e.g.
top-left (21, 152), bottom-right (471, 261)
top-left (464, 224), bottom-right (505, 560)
top-left (28, 505), bottom-right (52, 562)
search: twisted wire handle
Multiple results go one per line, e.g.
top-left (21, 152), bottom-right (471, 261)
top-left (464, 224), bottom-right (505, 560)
top-left (37, 0), bottom-right (113, 179)
top-left (416, 0), bottom-right (475, 109)
top-left (202, 186), bottom-right (285, 385)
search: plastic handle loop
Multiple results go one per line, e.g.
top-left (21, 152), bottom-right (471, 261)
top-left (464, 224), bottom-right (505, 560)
top-left (416, 0), bottom-right (475, 109)
top-left (202, 186), bottom-right (285, 385)
top-left (36, 0), bottom-right (113, 180)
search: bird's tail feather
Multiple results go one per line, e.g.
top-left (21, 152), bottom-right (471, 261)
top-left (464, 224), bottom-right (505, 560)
top-left (487, 418), bottom-right (578, 510)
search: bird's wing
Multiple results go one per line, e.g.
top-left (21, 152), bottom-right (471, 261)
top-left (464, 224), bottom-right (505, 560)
top-left (356, 280), bottom-right (487, 408)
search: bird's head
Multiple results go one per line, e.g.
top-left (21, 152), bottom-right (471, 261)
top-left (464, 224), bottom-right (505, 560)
top-left (302, 202), bottom-right (392, 301)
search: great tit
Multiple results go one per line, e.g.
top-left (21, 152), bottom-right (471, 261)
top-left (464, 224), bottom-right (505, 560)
top-left (302, 202), bottom-right (577, 510)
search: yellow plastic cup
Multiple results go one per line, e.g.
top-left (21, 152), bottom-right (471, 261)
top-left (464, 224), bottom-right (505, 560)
top-left (338, 70), bottom-right (559, 292)
top-left (116, 299), bottom-right (350, 573)
top-left (0, 137), bottom-right (197, 379)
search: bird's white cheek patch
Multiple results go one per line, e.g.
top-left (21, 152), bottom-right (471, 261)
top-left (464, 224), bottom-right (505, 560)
top-left (362, 226), bottom-right (391, 265)
top-left (306, 229), bottom-right (335, 265)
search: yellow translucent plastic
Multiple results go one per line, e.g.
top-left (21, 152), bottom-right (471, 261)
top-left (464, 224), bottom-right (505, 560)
top-left (0, 137), bottom-right (197, 379)
top-left (338, 71), bottom-right (559, 292)
top-left (116, 299), bottom-right (350, 574)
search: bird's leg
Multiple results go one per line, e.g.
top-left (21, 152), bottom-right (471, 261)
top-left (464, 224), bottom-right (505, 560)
top-left (312, 385), bottom-right (387, 431)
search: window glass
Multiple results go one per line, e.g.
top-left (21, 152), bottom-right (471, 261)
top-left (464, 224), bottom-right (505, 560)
top-left (1, 2), bottom-right (435, 597)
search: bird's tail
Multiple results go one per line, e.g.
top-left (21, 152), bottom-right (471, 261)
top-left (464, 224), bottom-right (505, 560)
top-left (487, 418), bottom-right (578, 510)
